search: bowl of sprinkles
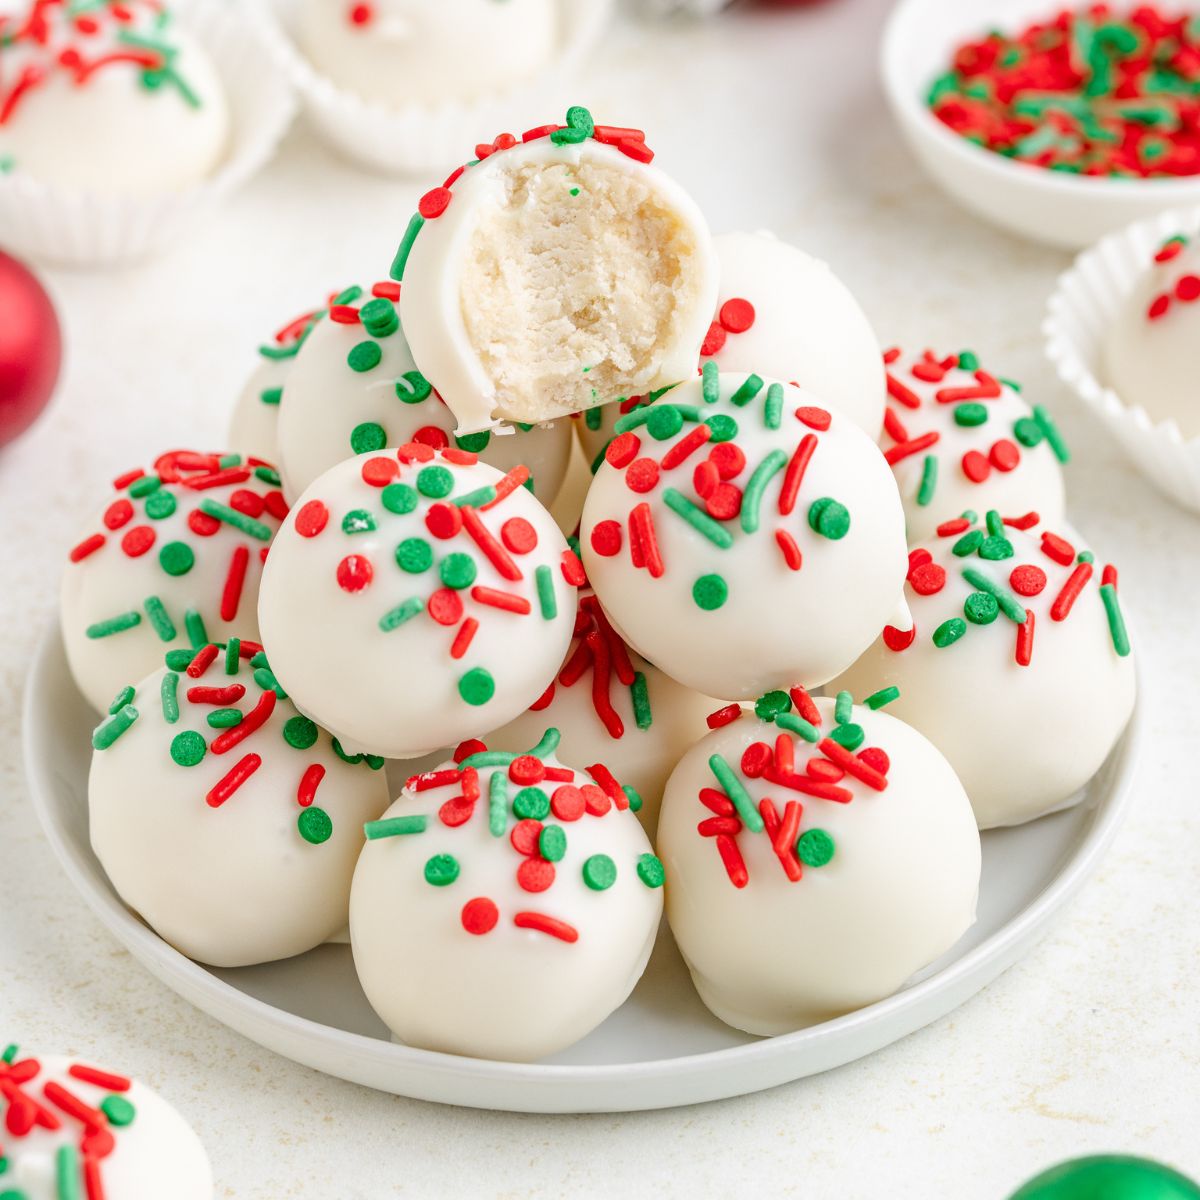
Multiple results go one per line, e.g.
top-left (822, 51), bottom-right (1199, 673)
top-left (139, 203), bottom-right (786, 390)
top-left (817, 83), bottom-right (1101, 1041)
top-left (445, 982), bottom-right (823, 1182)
top-left (882, 0), bottom-right (1200, 248)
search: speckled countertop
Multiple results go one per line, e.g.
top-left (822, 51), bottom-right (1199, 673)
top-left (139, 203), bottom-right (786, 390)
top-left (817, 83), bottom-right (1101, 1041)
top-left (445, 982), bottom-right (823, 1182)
top-left (2, 1), bottom-right (1198, 1196)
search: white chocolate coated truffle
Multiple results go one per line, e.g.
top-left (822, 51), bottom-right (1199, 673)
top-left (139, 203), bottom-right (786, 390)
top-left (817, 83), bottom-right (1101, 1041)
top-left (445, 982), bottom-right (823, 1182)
top-left (657, 694), bottom-right (981, 1035)
top-left (881, 347), bottom-right (1069, 543)
top-left (834, 514), bottom-right (1136, 829)
top-left (258, 445), bottom-right (579, 759)
top-left (60, 451), bottom-right (288, 714)
top-left (483, 591), bottom-right (719, 835)
top-left (397, 116), bottom-right (719, 431)
top-left (0, 1051), bottom-right (212, 1199)
top-left (89, 653), bottom-right (390, 967)
top-left (350, 735), bottom-right (664, 1061)
top-left (276, 281), bottom-right (572, 506)
top-left (0, 1), bottom-right (228, 197)
top-left (1103, 232), bottom-right (1200, 440)
top-left (295, 0), bottom-right (556, 109)
top-left (580, 371), bottom-right (909, 699)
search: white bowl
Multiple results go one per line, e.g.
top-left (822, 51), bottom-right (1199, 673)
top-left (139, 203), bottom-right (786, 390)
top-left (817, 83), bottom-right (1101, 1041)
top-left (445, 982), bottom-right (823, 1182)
top-left (24, 620), bottom-right (1142, 1113)
top-left (881, 0), bottom-right (1200, 250)
top-left (1044, 205), bottom-right (1200, 512)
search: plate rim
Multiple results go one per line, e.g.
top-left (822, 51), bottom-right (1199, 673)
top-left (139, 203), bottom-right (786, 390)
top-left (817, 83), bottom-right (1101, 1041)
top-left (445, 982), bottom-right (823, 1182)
top-left (22, 619), bottom-right (1144, 1111)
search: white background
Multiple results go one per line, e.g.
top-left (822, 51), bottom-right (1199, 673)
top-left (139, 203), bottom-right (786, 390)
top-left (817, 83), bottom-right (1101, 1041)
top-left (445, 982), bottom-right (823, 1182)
top-left (3, 0), bottom-right (1199, 1196)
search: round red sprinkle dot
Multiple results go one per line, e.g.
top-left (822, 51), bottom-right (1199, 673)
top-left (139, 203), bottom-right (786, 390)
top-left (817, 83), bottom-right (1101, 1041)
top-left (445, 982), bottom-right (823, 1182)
top-left (590, 519), bottom-right (622, 557)
top-left (461, 897), bottom-right (498, 935)
top-left (336, 554), bottom-right (374, 592)
top-left (510, 819), bottom-right (542, 856)
top-left (427, 587), bottom-right (464, 626)
top-left (795, 406), bottom-right (832, 431)
top-left (349, 2), bottom-right (373, 25)
top-left (858, 747), bottom-right (890, 776)
top-left (962, 450), bottom-right (990, 483)
top-left (625, 458), bottom-right (660, 494)
top-left (1148, 294), bottom-right (1171, 320)
top-left (989, 439), bottom-right (1020, 472)
top-left (581, 783), bottom-right (610, 815)
top-left (361, 457), bottom-right (399, 487)
top-left (413, 425), bottom-right (450, 449)
top-left (103, 499), bottom-right (133, 530)
top-left (188, 509), bottom-right (220, 537)
top-left (693, 460), bottom-right (719, 499)
top-left (908, 547), bottom-right (933, 570)
top-left (425, 502), bottom-right (463, 540)
top-left (418, 187), bottom-right (452, 219)
top-left (508, 755), bottom-right (546, 785)
top-left (883, 624), bottom-right (916, 651)
top-left (120, 526), bottom-right (155, 557)
top-left (501, 517), bottom-right (538, 555)
top-left (705, 483), bottom-right (742, 521)
top-left (1176, 274), bottom-right (1200, 302)
top-left (551, 785), bottom-right (585, 821)
top-left (454, 738), bottom-right (487, 762)
top-left (709, 442), bottom-right (746, 480)
top-left (264, 491), bottom-right (289, 521)
top-left (719, 297), bottom-right (755, 333)
top-left (1009, 564), bottom-right (1048, 596)
top-left (700, 321), bottom-right (727, 357)
top-left (740, 742), bottom-right (772, 778)
top-left (294, 500), bottom-right (329, 538)
top-left (517, 858), bottom-right (555, 893)
top-left (909, 562), bottom-right (946, 595)
top-left (606, 432), bottom-right (641, 469)
top-left (229, 489), bottom-right (265, 517)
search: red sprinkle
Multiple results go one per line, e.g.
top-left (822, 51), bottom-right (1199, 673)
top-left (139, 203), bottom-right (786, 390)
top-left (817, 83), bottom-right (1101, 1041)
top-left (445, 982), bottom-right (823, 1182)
top-left (69, 533), bottom-right (106, 562)
top-left (590, 519), bottom-right (622, 557)
top-left (719, 297), bottom-right (755, 333)
top-left (418, 186), bottom-right (452, 219)
top-left (514, 911), bottom-right (579, 942)
top-left (625, 457), bottom-right (660, 493)
top-left (884, 624), bottom-right (916, 652)
top-left (450, 618), bottom-right (479, 659)
top-left (206, 753), bottom-right (261, 808)
top-left (775, 528), bottom-right (803, 571)
top-left (336, 555), bottom-right (374, 593)
top-left (606, 431), bottom-right (641, 469)
top-left (297, 763), bottom-right (325, 808)
top-left (461, 897), bottom-right (499, 935)
top-left (220, 545), bottom-right (250, 622)
top-left (1016, 608), bottom-right (1035, 667)
top-left (706, 703), bottom-right (742, 729)
top-left (715, 834), bottom-right (749, 888)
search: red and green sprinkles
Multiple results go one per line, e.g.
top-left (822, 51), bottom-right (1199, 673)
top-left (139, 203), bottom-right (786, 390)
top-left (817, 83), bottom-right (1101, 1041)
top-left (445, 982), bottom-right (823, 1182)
top-left (1146, 233), bottom-right (1200, 318)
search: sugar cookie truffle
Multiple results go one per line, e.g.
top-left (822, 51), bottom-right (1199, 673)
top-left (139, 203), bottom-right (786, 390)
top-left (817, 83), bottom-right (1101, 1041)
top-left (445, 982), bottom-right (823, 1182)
top-left (1104, 231), bottom-right (1200, 439)
top-left (89, 646), bottom-right (389, 966)
top-left (657, 691), bottom-right (981, 1035)
top-left (61, 451), bottom-right (288, 714)
top-left (834, 512), bottom-right (1135, 829)
top-left (396, 109), bottom-right (719, 432)
top-left (258, 444), bottom-right (579, 759)
top-left (0, 1047), bottom-right (212, 1199)
top-left (350, 730), bottom-right (664, 1061)
top-left (0, 0), bottom-right (228, 197)
top-left (295, 0), bottom-right (556, 109)
top-left (276, 280), bottom-right (572, 505)
top-left (484, 591), bottom-right (719, 835)
top-left (881, 347), bottom-right (1069, 542)
top-left (580, 370), bottom-right (909, 699)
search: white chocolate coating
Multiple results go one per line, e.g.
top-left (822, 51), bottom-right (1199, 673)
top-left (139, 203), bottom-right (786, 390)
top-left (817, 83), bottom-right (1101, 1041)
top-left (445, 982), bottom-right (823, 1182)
top-left (657, 696), bottom-right (981, 1035)
top-left (0, 1052), bottom-right (212, 1199)
top-left (350, 743), bottom-right (663, 1061)
top-left (60, 452), bottom-right (287, 714)
top-left (834, 516), bottom-right (1136, 829)
top-left (580, 373), bottom-right (909, 699)
top-left (0, 2), bottom-right (228, 197)
top-left (1103, 234), bottom-right (1200, 440)
top-left (89, 658), bottom-right (390, 967)
top-left (276, 283), bottom-right (572, 506)
top-left (398, 130), bottom-right (719, 431)
top-left (295, 0), bottom-right (557, 108)
top-left (258, 446), bottom-right (578, 759)
top-left (881, 347), bottom-right (1068, 543)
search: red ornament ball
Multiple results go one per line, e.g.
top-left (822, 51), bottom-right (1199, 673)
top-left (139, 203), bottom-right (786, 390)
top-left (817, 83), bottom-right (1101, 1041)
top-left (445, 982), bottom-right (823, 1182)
top-left (0, 251), bottom-right (61, 448)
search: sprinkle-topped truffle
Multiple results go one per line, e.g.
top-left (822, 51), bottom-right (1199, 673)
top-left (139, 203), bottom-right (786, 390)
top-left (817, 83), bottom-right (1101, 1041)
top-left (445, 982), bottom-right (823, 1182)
top-left (89, 643), bottom-right (389, 967)
top-left (350, 729), bottom-right (663, 1061)
top-left (580, 370), bottom-right (909, 699)
top-left (258, 444), bottom-right (579, 759)
top-left (60, 450), bottom-right (289, 713)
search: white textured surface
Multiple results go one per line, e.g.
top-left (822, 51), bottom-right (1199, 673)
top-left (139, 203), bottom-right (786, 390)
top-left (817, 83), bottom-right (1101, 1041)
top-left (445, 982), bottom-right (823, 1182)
top-left (2, 1), bottom-right (1198, 1195)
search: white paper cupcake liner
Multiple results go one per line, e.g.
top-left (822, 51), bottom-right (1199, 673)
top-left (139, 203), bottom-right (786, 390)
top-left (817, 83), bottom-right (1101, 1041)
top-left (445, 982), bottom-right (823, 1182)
top-left (0, 0), bottom-right (296, 268)
top-left (1043, 205), bottom-right (1200, 513)
top-left (259, 0), bottom-right (613, 177)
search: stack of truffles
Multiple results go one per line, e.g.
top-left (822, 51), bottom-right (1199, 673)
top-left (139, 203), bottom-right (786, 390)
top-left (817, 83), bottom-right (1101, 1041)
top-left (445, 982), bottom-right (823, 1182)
top-left (61, 107), bottom-right (1137, 1062)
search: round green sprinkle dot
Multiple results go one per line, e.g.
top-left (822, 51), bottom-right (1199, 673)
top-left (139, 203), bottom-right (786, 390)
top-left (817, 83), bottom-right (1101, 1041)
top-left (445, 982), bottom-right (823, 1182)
top-left (350, 421), bottom-right (387, 454)
top-left (1078, 550), bottom-right (1095, 564)
top-left (692, 574), bottom-right (728, 611)
top-left (342, 508), bottom-right (377, 535)
top-left (808, 497), bottom-right (851, 540)
top-left (100, 1094), bottom-right (136, 1127)
top-left (705, 413), bottom-right (738, 443)
top-left (282, 714), bottom-right (318, 749)
top-left (932, 618), bottom-right (967, 648)
top-left (646, 405), bottom-right (684, 441)
top-left (170, 730), bottom-right (206, 767)
top-left (978, 536), bottom-right (1014, 561)
top-left (395, 537), bottom-right (433, 573)
top-left (417, 465), bottom-right (454, 499)
top-left (458, 668), bottom-right (495, 706)
top-left (1013, 416), bottom-right (1044, 447)
top-left (439, 552), bottom-right (477, 590)
top-left (381, 483), bottom-right (418, 514)
top-left (830, 722), bottom-right (865, 751)
top-left (424, 853), bottom-right (460, 886)
top-left (455, 430), bottom-right (491, 453)
top-left (636, 853), bottom-right (665, 888)
top-left (347, 340), bottom-right (382, 373)
top-left (298, 806), bottom-right (333, 845)
top-left (954, 402), bottom-right (989, 427)
top-left (755, 690), bottom-right (792, 721)
top-left (513, 786), bottom-right (551, 820)
top-left (158, 541), bottom-right (195, 577)
top-left (964, 591), bottom-right (999, 625)
top-left (360, 297), bottom-right (399, 338)
top-left (144, 490), bottom-right (177, 520)
top-left (538, 825), bottom-right (567, 863)
top-left (582, 853), bottom-right (617, 891)
top-left (797, 828), bottom-right (835, 867)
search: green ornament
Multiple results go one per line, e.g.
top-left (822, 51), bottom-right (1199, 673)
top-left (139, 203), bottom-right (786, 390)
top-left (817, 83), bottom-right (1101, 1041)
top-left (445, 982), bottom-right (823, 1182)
top-left (1008, 1157), bottom-right (1200, 1200)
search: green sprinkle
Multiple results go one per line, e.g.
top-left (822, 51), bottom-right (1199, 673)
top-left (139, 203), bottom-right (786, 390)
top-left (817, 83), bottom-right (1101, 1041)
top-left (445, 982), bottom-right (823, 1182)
top-left (439, 552), bottom-right (477, 590)
top-left (158, 540), bottom-right (194, 576)
top-left (1, 1044), bottom-right (17, 1064)
top-left (1033, 404), bottom-right (1071, 463)
top-left (455, 430), bottom-right (491, 453)
top-left (87, 611), bottom-right (141, 639)
top-left (453, 485), bottom-right (498, 509)
top-left (161, 672), bottom-right (179, 724)
top-left (56, 1144), bottom-right (80, 1200)
top-left (953, 529), bottom-right (984, 557)
top-left (539, 825), bottom-right (567, 862)
top-left (283, 714), bottom-right (318, 749)
top-left (525, 727), bottom-right (561, 759)
top-left (962, 566), bottom-right (1027, 623)
top-left (298, 807), bottom-right (333, 845)
top-left (624, 785), bottom-right (643, 812)
top-left (396, 537), bottom-right (433, 573)
top-left (663, 487), bottom-right (734, 548)
top-left (797, 828), bottom-right (835, 867)
top-left (417, 465), bottom-right (454, 498)
top-left (916, 455), bottom-right (938, 507)
top-left (708, 753), bottom-right (764, 832)
top-left (1100, 582), bottom-right (1131, 656)
top-left (834, 690), bottom-right (853, 724)
top-left (225, 638), bottom-right (240, 675)
top-left (395, 370), bottom-right (433, 403)
top-left (207, 708), bottom-right (242, 728)
top-left (424, 853), bottom-right (460, 886)
top-left (830, 722), bottom-right (864, 750)
top-left (108, 685), bottom-right (135, 715)
top-left (646, 405), bottom-right (684, 441)
top-left (381, 482), bottom-right (418, 514)
top-left (954, 402), bottom-right (989, 427)
top-left (570, 187), bottom-right (580, 196)
top-left (100, 1094), bottom-right (136, 1127)
top-left (350, 421), bottom-right (387, 454)
top-left (692, 574), bottom-right (728, 610)
top-left (584, 406), bottom-right (603, 430)
top-left (144, 490), bottom-right (176, 520)
top-left (865, 686), bottom-right (900, 710)
top-left (564, 104), bottom-right (594, 134)
top-left (706, 413), bottom-right (738, 443)
top-left (701, 360), bottom-right (720, 404)
top-left (932, 618), bottom-right (968, 648)
top-left (636, 853), bottom-right (665, 888)
top-left (986, 510), bottom-right (1006, 539)
top-left (964, 591), bottom-right (999, 625)
top-left (364, 815), bottom-right (427, 840)
top-left (128, 474), bottom-right (161, 498)
top-left (763, 382), bottom-right (784, 430)
top-left (390, 213), bottom-right (425, 280)
top-left (742, 449), bottom-right (789, 534)
top-left (513, 786), bottom-right (550, 820)
top-left (489, 770), bottom-right (508, 837)
top-left (379, 597), bottom-right (425, 632)
top-left (957, 350), bottom-right (980, 371)
top-left (535, 564), bottom-right (557, 620)
top-left (342, 508), bottom-right (377, 535)
top-left (755, 690), bottom-right (792, 721)
top-left (184, 608), bottom-right (208, 649)
top-left (582, 853), bottom-right (617, 891)
top-left (198, 499), bottom-right (273, 541)
top-left (631, 671), bottom-right (652, 730)
top-left (730, 373), bottom-right (764, 407)
top-left (164, 649), bottom-right (192, 670)
top-left (807, 496), bottom-right (851, 540)
top-left (460, 749), bottom-right (517, 770)
top-left (360, 297), bottom-right (399, 338)
top-left (170, 730), bottom-right (206, 767)
top-left (1014, 416), bottom-right (1044, 447)
top-left (774, 711), bottom-right (821, 742)
top-left (92, 704), bottom-right (139, 750)
top-left (260, 387), bottom-right (282, 406)
top-left (458, 668), bottom-right (495, 706)
top-left (348, 341), bottom-right (382, 373)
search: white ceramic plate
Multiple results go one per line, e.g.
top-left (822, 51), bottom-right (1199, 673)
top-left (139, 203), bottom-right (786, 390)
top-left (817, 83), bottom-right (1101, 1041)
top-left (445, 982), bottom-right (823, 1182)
top-left (24, 622), bottom-right (1142, 1114)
